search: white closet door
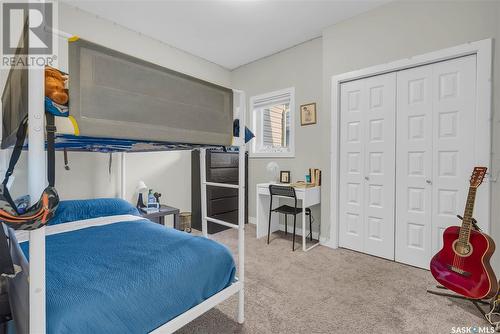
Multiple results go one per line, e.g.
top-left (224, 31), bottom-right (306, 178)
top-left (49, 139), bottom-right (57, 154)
top-left (339, 73), bottom-right (396, 259)
top-left (395, 65), bottom-right (434, 268)
top-left (431, 55), bottom-right (476, 256)
top-left (396, 55), bottom-right (477, 268)
top-left (339, 79), bottom-right (366, 252)
top-left (363, 74), bottom-right (396, 259)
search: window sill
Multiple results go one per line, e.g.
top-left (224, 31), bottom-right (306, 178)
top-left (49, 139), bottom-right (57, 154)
top-left (249, 152), bottom-right (295, 159)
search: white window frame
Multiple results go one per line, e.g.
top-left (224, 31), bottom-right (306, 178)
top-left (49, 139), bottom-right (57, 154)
top-left (249, 87), bottom-right (295, 158)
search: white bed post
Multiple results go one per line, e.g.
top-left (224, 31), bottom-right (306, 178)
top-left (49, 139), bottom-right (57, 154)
top-left (236, 90), bottom-right (245, 324)
top-left (28, 64), bottom-right (47, 332)
top-left (120, 152), bottom-right (126, 200)
top-left (200, 149), bottom-right (208, 238)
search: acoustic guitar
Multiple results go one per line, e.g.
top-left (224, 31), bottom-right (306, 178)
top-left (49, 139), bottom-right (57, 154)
top-left (430, 167), bottom-right (497, 300)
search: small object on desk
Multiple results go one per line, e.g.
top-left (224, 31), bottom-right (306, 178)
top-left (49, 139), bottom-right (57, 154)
top-left (291, 181), bottom-right (315, 188)
top-left (154, 192), bottom-right (162, 203)
top-left (280, 171), bottom-right (290, 183)
top-left (136, 181), bottom-right (148, 208)
top-left (147, 189), bottom-right (157, 207)
top-left (266, 161), bottom-right (280, 183)
top-left (140, 204), bottom-right (180, 229)
top-left (305, 174), bottom-right (311, 183)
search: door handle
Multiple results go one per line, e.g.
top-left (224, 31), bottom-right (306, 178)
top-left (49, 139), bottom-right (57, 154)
top-left (364, 176), bottom-right (369, 181)
top-left (426, 179), bottom-right (432, 185)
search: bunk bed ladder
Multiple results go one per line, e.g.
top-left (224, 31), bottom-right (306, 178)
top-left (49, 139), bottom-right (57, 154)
top-left (199, 91), bottom-right (246, 325)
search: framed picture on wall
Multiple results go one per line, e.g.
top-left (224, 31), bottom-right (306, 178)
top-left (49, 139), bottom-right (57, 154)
top-left (300, 102), bottom-right (317, 126)
top-left (280, 171), bottom-right (291, 183)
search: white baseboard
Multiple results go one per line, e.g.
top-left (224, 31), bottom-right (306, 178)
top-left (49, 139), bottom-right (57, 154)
top-left (319, 237), bottom-right (338, 249)
top-left (248, 216), bottom-right (257, 225)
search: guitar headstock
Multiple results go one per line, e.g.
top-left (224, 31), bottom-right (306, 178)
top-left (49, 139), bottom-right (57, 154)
top-left (470, 167), bottom-right (488, 188)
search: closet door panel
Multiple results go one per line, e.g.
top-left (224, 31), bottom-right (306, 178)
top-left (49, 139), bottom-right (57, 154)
top-left (395, 65), bottom-right (433, 268)
top-left (339, 79), bottom-right (366, 252)
top-left (396, 55), bottom-right (477, 268)
top-left (363, 73), bottom-right (396, 259)
top-left (431, 55), bottom-right (476, 256)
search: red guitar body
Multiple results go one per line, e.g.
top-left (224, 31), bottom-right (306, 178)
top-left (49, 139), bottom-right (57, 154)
top-left (430, 226), bottom-right (497, 299)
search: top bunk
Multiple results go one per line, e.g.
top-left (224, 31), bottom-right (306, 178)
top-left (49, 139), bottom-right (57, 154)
top-left (2, 35), bottom-right (244, 152)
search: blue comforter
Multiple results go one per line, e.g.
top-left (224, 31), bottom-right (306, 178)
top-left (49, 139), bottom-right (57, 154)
top-left (20, 219), bottom-right (236, 333)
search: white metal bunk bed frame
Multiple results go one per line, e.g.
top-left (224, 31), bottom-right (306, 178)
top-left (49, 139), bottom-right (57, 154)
top-left (25, 29), bottom-right (246, 334)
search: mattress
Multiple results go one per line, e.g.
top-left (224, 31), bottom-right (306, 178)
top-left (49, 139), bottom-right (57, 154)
top-left (14, 215), bottom-right (236, 333)
top-left (68, 38), bottom-right (234, 147)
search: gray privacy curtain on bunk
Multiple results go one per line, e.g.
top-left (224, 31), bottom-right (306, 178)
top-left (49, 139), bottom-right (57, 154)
top-left (68, 38), bottom-right (233, 146)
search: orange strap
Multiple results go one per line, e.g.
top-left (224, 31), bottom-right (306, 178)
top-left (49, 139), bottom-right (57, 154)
top-left (0, 194), bottom-right (50, 224)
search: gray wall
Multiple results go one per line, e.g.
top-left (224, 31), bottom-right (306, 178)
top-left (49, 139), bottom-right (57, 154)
top-left (321, 0), bottom-right (500, 270)
top-left (231, 38), bottom-right (323, 234)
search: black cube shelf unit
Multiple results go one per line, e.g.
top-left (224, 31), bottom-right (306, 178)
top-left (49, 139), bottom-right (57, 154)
top-left (191, 149), bottom-right (248, 234)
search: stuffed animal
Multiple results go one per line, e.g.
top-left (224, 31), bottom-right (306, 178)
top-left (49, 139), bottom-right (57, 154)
top-left (45, 67), bottom-right (69, 105)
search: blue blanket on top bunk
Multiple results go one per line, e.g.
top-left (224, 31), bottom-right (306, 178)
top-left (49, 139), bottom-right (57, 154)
top-left (19, 218), bottom-right (236, 333)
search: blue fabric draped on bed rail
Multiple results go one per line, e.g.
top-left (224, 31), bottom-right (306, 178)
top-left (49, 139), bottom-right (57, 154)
top-left (19, 218), bottom-right (236, 333)
top-left (54, 134), bottom-right (222, 153)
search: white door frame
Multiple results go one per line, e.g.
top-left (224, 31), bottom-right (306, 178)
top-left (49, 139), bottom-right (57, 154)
top-left (327, 39), bottom-right (493, 249)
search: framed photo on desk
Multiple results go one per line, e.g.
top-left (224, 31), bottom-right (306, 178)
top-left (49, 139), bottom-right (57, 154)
top-left (280, 171), bottom-right (290, 183)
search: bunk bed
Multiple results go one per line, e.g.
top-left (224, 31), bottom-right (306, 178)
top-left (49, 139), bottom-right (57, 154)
top-left (2, 27), bottom-right (246, 334)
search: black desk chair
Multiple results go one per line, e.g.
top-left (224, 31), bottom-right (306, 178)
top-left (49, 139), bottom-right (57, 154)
top-left (267, 185), bottom-right (312, 251)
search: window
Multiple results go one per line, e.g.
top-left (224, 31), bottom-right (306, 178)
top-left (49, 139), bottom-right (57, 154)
top-left (250, 88), bottom-right (295, 157)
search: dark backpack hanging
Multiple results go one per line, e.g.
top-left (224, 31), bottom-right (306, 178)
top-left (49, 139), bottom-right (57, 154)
top-left (0, 114), bottom-right (60, 276)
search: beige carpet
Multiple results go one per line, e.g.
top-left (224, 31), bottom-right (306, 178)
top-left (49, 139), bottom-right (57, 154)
top-left (177, 224), bottom-right (488, 334)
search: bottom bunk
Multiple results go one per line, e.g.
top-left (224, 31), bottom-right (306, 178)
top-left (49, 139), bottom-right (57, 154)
top-left (8, 199), bottom-right (237, 333)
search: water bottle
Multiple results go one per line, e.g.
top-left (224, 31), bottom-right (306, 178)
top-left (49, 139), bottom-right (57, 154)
top-left (147, 189), bottom-right (155, 207)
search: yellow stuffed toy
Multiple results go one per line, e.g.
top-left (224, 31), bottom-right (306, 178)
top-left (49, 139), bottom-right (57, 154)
top-left (45, 67), bottom-right (69, 105)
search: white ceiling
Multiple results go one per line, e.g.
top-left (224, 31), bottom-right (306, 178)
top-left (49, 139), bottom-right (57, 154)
top-left (64, 1), bottom-right (388, 70)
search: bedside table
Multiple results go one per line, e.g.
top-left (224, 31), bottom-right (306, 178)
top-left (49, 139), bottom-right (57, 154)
top-left (140, 205), bottom-right (180, 229)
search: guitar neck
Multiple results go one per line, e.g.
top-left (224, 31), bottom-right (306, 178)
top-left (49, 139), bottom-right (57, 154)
top-left (458, 186), bottom-right (477, 244)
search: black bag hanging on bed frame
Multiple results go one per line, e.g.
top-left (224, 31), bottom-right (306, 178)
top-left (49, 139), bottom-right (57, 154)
top-left (0, 114), bottom-right (59, 275)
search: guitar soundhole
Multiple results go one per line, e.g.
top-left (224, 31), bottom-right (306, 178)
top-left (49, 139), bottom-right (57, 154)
top-left (452, 240), bottom-right (473, 257)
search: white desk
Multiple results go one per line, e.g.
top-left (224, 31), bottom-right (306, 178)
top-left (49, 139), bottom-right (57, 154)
top-left (256, 183), bottom-right (321, 251)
